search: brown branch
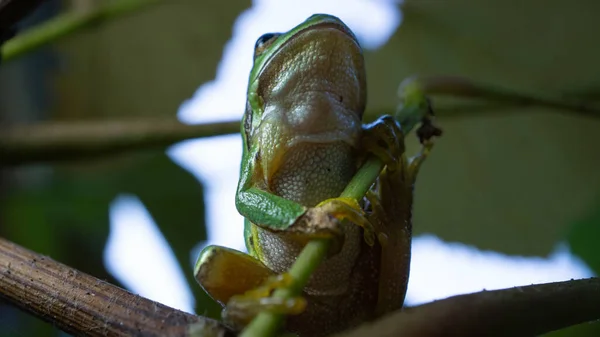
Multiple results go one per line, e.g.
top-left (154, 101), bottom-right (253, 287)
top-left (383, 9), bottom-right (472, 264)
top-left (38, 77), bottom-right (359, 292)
top-left (335, 277), bottom-right (600, 337)
top-left (407, 75), bottom-right (600, 119)
top-left (0, 119), bottom-right (239, 166)
top-left (3, 90), bottom-right (598, 167)
top-left (1, 218), bottom-right (598, 337)
top-left (0, 236), bottom-right (234, 337)
top-left (365, 98), bottom-right (600, 123)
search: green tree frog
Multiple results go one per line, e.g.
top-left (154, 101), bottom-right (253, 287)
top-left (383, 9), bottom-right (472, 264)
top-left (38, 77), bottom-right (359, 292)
top-left (194, 13), bottom-right (439, 336)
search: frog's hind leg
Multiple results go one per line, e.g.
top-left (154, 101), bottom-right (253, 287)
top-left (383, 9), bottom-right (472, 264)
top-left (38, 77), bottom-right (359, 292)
top-left (358, 115), bottom-right (410, 316)
top-left (362, 111), bottom-right (438, 317)
top-left (194, 245), bottom-right (275, 306)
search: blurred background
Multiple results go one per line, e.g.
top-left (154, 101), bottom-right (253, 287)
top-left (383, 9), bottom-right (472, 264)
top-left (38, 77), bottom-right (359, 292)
top-left (1, 0), bottom-right (600, 336)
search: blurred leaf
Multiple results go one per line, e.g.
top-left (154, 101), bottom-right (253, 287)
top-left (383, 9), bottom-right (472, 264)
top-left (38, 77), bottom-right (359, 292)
top-left (53, 0), bottom-right (250, 120)
top-left (5, 0), bottom-right (249, 319)
top-left (1, 150), bottom-right (219, 317)
top-left (0, 301), bottom-right (56, 337)
top-left (117, 152), bottom-right (221, 317)
top-left (568, 200), bottom-right (600, 274)
top-left (543, 321), bottom-right (600, 337)
top-left (2, 168), bottom-right (115, 282)
top-left (364, 0), bottom-right (600, 255)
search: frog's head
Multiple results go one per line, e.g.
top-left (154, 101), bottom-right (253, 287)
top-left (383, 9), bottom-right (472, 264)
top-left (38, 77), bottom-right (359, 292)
top-left (244, 14), bottom-right (366, 151)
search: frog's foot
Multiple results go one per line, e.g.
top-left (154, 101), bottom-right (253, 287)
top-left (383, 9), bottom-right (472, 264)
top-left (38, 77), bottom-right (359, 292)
top-left (224, 273), bottom-right (307, 328)
top-left (316, 197), bottom-right (376, 246)
top-left (194, 245), bottom-right (305, 330)
top-left (366, 187), bottom-right (412, 317)
top-left (362, 115), bottom-right (408, 172)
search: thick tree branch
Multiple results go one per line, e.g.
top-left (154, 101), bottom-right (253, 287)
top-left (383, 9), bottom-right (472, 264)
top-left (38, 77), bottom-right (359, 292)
top-left (0, 237), bottom-right (234, 337)
top-left (335, 277), bottom-right (600, 337)
top-left (0, 119), bottom-right (239, 165)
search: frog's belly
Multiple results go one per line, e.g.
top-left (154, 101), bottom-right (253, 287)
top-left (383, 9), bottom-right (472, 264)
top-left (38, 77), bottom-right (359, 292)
top-left (270, 141), bottom-right (357, 207)
top-left (260, 141), bottom-right (361, 290)
top-left (256, 141), bottom-right (381, 335)
top-left (255, 223), bottom-right (380, 336)
top-left (254, 223), bottom-right (381, 337)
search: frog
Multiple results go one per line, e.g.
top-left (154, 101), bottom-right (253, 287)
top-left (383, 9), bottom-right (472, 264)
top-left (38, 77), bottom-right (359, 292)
top-left (194, 13), bottom-right (439, 337)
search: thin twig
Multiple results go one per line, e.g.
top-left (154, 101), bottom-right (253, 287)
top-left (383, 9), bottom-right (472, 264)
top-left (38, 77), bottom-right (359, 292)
top-left (365, 100), bottom-right (600, 122)
top-left (333, 278), bottom-right (600, 337)
top-left (1, 0), bottom-right (163, 63)
top-left (403, 75), bottom-right (600, 119)
top-left (0, 119), bottom-right (239, 165)
top-left (0, 237), bottom-right (234, 337)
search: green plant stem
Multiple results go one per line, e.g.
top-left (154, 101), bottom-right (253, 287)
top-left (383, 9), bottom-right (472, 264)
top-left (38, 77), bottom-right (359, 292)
top-left (1, 0), bottom-right (162, 63)
top-left (240, 239), bottom-right (332, 337)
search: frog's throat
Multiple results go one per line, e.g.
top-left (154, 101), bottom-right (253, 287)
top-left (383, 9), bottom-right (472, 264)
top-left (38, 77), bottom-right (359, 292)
top-left (254, 123), bottom-right (358, 185)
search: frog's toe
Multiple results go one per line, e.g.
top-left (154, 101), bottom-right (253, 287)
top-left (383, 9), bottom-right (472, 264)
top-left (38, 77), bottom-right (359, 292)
top-left (362, 115), bottom-right (405, 171)
top-left (316, 197), bottom-right (376, 246)
top-left (223, 273), bottom-right (307, 329)
top-left (407, 140), bottom-right (435, 183)
top-left (365, 191), bottom-right (391, 248)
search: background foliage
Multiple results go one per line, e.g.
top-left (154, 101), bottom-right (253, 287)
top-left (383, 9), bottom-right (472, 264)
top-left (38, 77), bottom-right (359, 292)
top-left (1, 0), bottom-right (599, 336)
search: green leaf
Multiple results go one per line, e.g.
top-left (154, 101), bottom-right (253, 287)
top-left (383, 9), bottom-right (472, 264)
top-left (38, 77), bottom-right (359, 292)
top-left (2, 169), bottom-right (115, 282)
top-left (568, 200), bottom-right (600, 274)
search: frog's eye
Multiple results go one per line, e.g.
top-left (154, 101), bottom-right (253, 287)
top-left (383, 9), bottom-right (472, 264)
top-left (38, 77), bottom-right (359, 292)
top-left (254, 33), bottom-right (281, 58)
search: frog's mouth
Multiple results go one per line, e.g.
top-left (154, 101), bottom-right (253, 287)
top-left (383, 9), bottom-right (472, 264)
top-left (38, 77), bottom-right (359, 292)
top-left (256, 18), bottom-right (362, 81)
top-left (286, 15), bottom-right (360, 49)
top-left (257, 25), bottom-right (366, 136)
top-left (252, 17), bottom-right (366, 153)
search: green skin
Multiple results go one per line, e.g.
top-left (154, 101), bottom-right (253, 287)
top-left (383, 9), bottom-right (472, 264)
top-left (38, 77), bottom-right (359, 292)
top-left (195, 14), bottom-right (430, 337)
